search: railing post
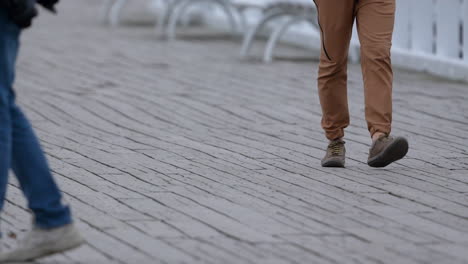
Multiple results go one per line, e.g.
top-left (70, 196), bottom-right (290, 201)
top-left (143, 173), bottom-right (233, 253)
top-left (394, 0), bottom-right (411, 49)
top-left (409, 0), bottom-right (434, 54)
top-left (463, 0), bottom-right (468, 62)
top-left (435, 0), bottom-right (460, 59)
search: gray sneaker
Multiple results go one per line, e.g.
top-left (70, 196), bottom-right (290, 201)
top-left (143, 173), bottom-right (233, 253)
top-left (321, 139), bottom-right (346, 168)
top-left (368, 135), bottom-right (409, 168)
top-left (0, 223), bottom-right (84, 263)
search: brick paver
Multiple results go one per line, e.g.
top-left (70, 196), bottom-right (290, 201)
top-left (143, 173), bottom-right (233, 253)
top-left (1, 1), bottom-right (468, 263)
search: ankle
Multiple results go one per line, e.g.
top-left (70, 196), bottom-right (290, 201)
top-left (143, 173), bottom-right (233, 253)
top-left (372, 132), bottom-right (386, 142)
top-left (330, 138), bottom-right (344, 143)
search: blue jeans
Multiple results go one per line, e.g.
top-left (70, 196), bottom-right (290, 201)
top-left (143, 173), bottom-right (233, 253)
top-left (0, 9), bottom-right (72, 229)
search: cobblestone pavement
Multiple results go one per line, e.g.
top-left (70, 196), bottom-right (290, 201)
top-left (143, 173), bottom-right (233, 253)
top-left (1, 1), bottom-right (468, 263)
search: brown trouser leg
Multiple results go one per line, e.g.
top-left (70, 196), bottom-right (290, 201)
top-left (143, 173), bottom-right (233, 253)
top-left (314, 0), bottom-right (395, 140)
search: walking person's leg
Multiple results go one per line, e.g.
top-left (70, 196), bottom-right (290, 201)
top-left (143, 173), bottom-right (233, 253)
top-left (314, 0), bottom-right (355, 167)
top-left (0, 8), bottom-right (84, 263)
top-left (0, 19), bottom-right (15, 228)
top-left (355, 0), bottom-right (408, 167)
top-left (356, 0), bottom-right (394, 139)
top-left (10, 102), bottom-right (72, 229)
top-left (0, 1), bottom-right (22, 221)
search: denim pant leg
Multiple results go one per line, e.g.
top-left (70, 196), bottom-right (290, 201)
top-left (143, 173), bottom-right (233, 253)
top-left (0, 8), bottom-right (20, 218)
top-left (0, 9), bottom-right (72, 229)
top-left (0, 75), bottom-right (12, 229)
top-left (11, 103), bottom-right (73, 229)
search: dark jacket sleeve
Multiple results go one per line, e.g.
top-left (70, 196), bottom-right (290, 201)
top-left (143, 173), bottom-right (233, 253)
top-left (1, 0), bottom-right (38, 29)
top-left (37, 0), bottom-right (59, 12)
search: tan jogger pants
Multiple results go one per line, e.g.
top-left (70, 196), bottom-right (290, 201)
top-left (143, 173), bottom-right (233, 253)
top-left (313, 0), bottom-right (395, 140)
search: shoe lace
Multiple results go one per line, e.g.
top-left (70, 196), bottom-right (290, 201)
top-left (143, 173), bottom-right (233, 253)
top-left (329, 141), bottom-right (343, 156)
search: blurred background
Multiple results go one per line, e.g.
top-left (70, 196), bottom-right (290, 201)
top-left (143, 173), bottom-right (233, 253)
top-left (2, 0), bottom-right (467, 263)
top-left (103, 0), bottom-right (468, 81)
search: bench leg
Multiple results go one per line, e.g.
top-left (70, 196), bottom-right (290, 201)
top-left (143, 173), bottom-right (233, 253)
top-left (156, 0), bottom-right (182, 35)
top-left (166, 0), bottom-right (194, 40)
top-left (213, 0), bottom-right (241, 35)
top-left (167, 0), bottom-right (241, 40)
top-left (101, 0), bottom-right (116, 24)
top-left (240, 9), bottom-right (287, 58)
top-left (109, 0), bottom-right (128, 26)
top-left (264, 16), bottom-right (305, 63)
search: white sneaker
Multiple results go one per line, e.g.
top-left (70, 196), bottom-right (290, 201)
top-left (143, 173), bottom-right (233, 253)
top-left (0, 223), bottom-right (84, 263)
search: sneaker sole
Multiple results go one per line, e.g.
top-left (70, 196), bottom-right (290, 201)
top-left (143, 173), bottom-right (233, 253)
top-left (38, 237), bottom-right (85, 260)
top-left (368, 137), bottom-right (409, 168)
top-left (22, 232), bottom-right (85, 262)
top-left (321, 160), bottom-right (345, 168)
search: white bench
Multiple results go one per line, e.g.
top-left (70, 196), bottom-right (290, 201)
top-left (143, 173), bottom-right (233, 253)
top-left (239, 0), bottom-right (318, 62)
top-left (101, 0), bottom-right (126, 26)
top-left (102, 0), bottom-right (164, 26)
top-left (101, 0), bottom-right (244, 42)
top-left (161, 0), bottom-right (242, 40)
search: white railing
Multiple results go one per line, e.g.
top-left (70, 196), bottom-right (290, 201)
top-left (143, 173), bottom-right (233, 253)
top-left (391, 0), bottom-right (468, 82)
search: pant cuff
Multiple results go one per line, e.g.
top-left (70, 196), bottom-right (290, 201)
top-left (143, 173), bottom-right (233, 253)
top-left (34, 206), bottom-right (73, 230)
top-left (325, 129), bottom-right (345, 141)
